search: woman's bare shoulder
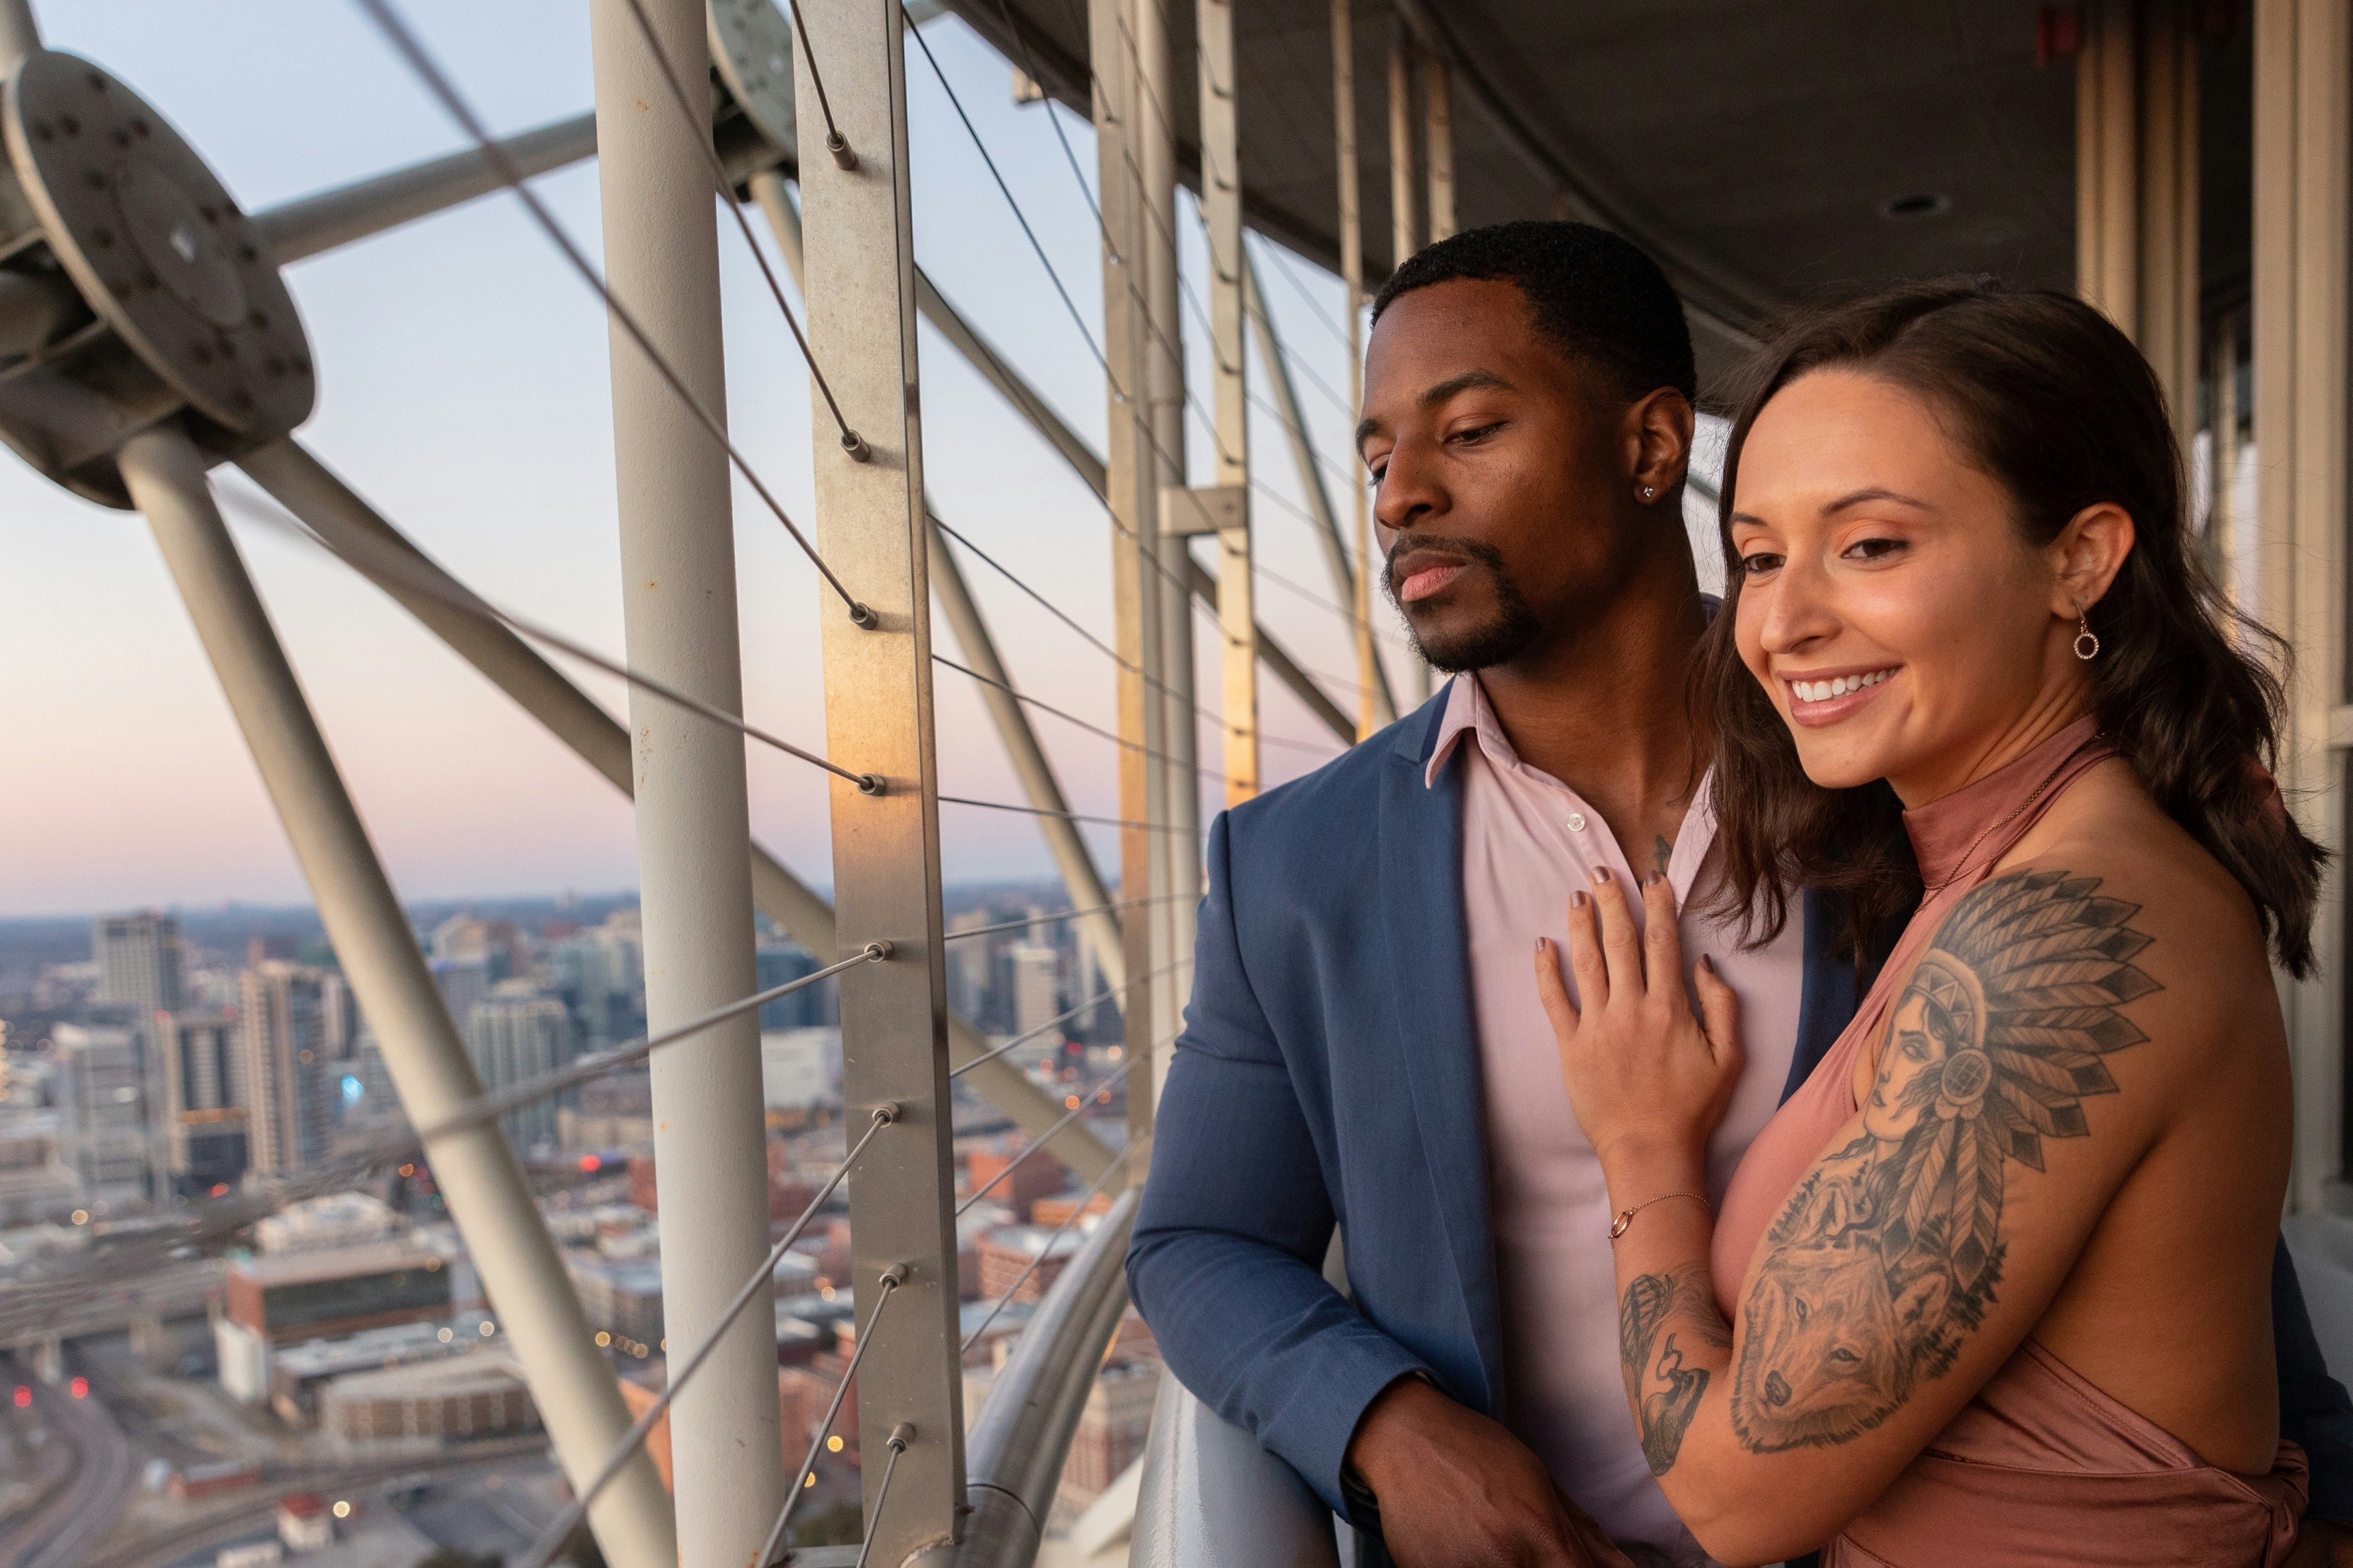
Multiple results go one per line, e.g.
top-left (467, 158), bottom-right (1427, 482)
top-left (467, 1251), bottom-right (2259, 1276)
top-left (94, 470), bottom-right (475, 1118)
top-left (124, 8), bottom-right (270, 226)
top-left (1992, 759), bottom-right (2277, 1076)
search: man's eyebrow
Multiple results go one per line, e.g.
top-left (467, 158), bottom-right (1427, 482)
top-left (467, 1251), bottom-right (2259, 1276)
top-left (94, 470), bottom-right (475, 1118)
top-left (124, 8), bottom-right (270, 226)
top-left (1356, 369), bottom-right (1515, 445)
top-left (1726, 487), bottom-right (1936, 529)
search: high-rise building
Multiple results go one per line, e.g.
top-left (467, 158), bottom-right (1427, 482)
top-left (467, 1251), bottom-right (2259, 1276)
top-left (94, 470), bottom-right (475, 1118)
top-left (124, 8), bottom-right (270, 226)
top-left (754, 941), bottom-right (839, 1030)
top-left (92, 910), bottom-right (184, 1019)
top-left (1008, 944), bottom-right (1061, 1045)
top-left (49, 1021), bottom-right (157, 1208)
top-left (241, 963), bottom-right (337, 1175)
top-left (943, 910), bottom-right (995, 1023)
top-left (464, 984), bottom-right (574, 1153)
top-left (161, 1009), bottom-right (248, 1193)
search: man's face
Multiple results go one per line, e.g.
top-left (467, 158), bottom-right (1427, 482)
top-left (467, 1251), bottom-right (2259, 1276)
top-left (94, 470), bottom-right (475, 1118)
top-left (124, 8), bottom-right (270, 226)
top-left (1358, 278), bottom-right (1651, 672)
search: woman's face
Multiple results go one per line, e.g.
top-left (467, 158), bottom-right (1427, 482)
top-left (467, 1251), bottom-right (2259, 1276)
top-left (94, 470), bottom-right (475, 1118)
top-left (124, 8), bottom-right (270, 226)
top-left (1729, 369), bottom-right (2081, 802)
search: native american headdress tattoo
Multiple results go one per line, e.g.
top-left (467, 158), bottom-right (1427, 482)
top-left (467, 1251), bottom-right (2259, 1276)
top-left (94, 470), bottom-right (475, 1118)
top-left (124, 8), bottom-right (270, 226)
top-left (1731, 869), bottom-right (2159, 1451)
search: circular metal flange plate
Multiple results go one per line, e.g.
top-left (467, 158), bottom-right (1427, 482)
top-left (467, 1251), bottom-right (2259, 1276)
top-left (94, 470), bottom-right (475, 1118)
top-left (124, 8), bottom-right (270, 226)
top-left (3, 52), bottom-right (314, 440)
top-left (709, 0), bottom-right (799, 160)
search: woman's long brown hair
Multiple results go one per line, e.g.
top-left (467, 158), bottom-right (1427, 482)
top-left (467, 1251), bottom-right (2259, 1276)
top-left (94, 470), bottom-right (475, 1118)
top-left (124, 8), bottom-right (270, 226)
top-left (1695, 277), bottom-right (2325, 976)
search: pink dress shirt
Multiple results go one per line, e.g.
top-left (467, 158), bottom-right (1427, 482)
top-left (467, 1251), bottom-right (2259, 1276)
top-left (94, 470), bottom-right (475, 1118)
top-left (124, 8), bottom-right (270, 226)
top-left (1429, 673), bottom-right (1804, 1566)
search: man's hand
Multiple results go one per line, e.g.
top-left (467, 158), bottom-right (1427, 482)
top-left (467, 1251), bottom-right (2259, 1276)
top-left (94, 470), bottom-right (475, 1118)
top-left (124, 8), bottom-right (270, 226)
top-left (2288, 1517), bottom-right (2353, 1567)
top-left (1345, 1376), bottom-right (1635, 1567)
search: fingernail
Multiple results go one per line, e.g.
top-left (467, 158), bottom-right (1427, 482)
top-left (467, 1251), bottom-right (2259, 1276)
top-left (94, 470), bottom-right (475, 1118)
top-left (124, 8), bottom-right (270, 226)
top-left (1572, 890), bottom-right (1590, 909)
top-left (1644, 870), bottom-right (1663, 887)
top-left (1592, 866), bottom-right (1611, 885)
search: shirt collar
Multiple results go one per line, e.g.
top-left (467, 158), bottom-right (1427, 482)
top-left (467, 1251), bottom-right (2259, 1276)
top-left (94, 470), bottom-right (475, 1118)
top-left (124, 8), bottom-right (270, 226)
top-left (1424, 672), bottom-right (1513, 788)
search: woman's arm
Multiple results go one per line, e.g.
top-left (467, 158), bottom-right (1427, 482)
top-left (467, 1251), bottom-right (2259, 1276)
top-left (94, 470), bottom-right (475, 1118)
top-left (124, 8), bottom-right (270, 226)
top-left (1542, 864), bottom-right (2186, 1566)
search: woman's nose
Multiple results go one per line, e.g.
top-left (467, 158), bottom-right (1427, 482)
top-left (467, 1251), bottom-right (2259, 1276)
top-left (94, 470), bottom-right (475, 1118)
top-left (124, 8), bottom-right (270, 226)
top-left (1757, 554), bottom-right (1839, 655)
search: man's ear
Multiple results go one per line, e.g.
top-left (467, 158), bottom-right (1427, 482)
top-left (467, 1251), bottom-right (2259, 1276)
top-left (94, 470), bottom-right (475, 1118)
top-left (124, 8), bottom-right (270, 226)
top-left (2049, 501), bottom-right (2135, 619)
top-left (1628, 387), bottom-right (1696, 507)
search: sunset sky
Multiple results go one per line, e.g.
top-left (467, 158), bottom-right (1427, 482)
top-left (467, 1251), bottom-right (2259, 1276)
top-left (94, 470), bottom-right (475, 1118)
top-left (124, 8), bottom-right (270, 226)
top-left (0, 0), bottom-right (1715, 918)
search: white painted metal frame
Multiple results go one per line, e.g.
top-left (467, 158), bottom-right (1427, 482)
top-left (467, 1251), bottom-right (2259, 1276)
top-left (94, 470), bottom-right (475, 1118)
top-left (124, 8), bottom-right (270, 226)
top-left (589, 3), bottom-right (784, 1562)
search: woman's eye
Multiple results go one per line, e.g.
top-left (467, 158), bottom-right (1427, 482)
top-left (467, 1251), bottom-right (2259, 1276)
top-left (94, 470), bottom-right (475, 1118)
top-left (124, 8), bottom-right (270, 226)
top-left (1845, 536), bottom-right (1905, 562)
top-left (1738, 551), bottom-right (1783, 577)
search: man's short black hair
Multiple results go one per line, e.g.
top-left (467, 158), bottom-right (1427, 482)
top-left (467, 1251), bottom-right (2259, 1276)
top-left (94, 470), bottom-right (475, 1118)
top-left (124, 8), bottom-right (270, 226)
top-left (1371, 220), bottom-right (1696, 403)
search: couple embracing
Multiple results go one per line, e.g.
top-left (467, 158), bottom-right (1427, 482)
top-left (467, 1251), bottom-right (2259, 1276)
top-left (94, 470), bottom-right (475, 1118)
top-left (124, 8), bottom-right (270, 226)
top-left (1125, 222), bottom-right (2353, 1566)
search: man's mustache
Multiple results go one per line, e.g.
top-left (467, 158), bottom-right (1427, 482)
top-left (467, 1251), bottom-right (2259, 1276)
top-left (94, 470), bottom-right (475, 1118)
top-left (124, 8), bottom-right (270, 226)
top-left (1383, 533), bottom-right (1510, 601)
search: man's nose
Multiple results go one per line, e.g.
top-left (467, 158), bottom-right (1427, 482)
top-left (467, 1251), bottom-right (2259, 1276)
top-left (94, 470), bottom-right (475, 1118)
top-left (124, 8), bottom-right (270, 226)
top-left (1373, 435), bottom-right (1442, 534)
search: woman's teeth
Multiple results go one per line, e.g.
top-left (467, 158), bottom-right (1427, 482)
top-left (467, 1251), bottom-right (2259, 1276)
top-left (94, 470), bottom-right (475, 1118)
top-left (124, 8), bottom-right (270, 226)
top-left (1791, 670), bottom-right (1893, 704)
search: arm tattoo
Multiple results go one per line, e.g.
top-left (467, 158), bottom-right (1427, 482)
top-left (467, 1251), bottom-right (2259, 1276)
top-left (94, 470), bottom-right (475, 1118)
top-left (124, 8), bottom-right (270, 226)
top-left (1621, 1262), bottom-right (1731, 1476)
top-left (1730, 870), bottom-right (2159, 1452)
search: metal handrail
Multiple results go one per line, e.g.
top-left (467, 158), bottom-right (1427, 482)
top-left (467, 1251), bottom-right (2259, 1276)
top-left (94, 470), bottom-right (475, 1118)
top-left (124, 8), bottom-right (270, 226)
top-left (907, 1185), bottom-right (1142, 1566)
top-left (1129, 1372), bottom-right (1345, 1568)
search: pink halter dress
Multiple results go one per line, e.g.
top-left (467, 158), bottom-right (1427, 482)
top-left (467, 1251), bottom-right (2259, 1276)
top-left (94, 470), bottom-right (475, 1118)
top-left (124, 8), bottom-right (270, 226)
top-left (1708, 717), bottom-right (2309, 1567)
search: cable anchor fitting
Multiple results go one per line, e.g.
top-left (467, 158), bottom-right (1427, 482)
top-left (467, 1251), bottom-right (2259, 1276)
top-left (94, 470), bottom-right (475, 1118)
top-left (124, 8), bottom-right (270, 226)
top-left (826, 130), bottom-right (857, 170)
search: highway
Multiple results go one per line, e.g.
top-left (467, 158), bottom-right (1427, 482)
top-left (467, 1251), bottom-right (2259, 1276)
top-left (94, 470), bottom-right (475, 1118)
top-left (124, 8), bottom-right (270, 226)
top-left (90, 1434), bottom-right (554, 1568)
top-left (0, 1355), bottom-right (136, 1568)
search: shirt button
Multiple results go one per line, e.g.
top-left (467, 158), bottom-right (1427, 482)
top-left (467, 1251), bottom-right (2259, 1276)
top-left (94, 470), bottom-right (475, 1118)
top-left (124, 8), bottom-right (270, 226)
top-left (1566, 812), bottom-right (1587, 832)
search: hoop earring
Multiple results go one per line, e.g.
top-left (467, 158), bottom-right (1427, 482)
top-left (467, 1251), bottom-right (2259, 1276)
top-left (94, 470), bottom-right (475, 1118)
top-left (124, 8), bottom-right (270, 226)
top-left (2073, 611), bottom-right (2100, 662)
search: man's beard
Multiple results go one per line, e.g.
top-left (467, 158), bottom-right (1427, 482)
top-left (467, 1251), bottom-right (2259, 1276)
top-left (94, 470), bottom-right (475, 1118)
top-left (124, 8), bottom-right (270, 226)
top-left (1384, 534), bottom-right (1543, 673)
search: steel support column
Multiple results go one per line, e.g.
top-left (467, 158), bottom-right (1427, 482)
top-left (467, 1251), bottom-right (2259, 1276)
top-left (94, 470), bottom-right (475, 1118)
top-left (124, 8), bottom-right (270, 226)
top-left (0, 0), bottom-right (36, 76)
top-left (1130, 0), bottom-right (1199, 1097)
top-left (1198, 0), bottom-right (1256, 806)
top-left (2254, 0), bottom-right (2350, 1214)
top-left (120, 425), bottom-right (676, 1568)
top-left (1424, 47), bottom-right (1455, 243)
top-left (1387, 28), bottom-right (1418, 272)
top-left (590, 4), bottom-right (782, 1562)
top-left (1238, 246), bottom-right (1394, 726)
top-left (749, 174), bottom-right (1126, 995)
top-left (2074, 0), bottom-right (2200, 450)
top-left (1333, 0), bottom-right (1379, 741)
top-left (1387, 23), bottom-right (1430, 708)
top-left (796, 4), bottom-right (965, 1552)
top-left (1092, 0), bottom-right (1168, 1154)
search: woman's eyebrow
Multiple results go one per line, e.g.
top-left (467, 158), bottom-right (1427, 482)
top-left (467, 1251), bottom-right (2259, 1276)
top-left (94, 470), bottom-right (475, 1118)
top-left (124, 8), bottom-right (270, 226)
top-left (1821, 485), bottom-right (1935, 515)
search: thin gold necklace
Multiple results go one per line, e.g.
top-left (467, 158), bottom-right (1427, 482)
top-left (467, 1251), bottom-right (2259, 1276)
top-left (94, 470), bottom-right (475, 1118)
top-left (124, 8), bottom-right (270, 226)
top-left (1919, 734), bottom-right (2106, 896)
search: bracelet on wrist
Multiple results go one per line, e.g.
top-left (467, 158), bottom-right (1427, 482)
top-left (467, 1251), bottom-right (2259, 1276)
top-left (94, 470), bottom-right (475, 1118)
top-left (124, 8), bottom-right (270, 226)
top-left (1608, 1191), bottom-right (1710, 1241)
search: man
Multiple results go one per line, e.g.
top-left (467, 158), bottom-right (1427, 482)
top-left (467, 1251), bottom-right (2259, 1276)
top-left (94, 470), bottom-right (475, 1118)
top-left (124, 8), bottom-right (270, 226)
top-left (1125, 222), bottom-right (2353, 1567)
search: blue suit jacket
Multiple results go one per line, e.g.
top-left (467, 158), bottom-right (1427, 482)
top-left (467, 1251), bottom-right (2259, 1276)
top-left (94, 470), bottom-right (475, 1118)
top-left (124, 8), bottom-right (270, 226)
top-left (1128, 694), bottom-right (2353, 1550)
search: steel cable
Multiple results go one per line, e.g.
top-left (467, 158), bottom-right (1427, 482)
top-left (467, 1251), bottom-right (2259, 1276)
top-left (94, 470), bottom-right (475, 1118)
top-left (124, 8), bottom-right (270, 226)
top-left (512, 1105), bottom-right (901, 1568)
top-left (346, 0), bottom-right (876, 624)
top-left (958, 1044), bottom-right (1164, 1217)
top-left (758, 1267), bottom-right (906, 1566)
top-left (214, 480), bottom-right (884, 793)
top-left (615, 0), bottom-right (868, 457)
top-left (960, 1142), bottom-right (1133, 1352)
top-left (948, 955), bottom-right (1187, 1081)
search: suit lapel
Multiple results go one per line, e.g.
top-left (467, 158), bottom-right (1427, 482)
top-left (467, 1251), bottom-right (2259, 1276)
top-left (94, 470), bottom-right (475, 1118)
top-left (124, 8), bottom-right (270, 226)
top-left (1781, 887), bottom-right (1856, 1105)
top-left (1375, 709), bottom-right (1505, 1416)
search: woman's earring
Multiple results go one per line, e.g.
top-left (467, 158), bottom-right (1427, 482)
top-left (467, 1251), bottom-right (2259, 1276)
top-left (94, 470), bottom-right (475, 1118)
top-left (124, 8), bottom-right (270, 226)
top-left (2074, 609), bottom-right (2100, 662)
top-left (1640, 485), bottom-right (1657, 501)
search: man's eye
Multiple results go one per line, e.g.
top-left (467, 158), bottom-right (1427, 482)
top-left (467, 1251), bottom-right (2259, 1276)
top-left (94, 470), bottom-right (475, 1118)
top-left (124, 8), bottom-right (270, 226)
top-left (1739, 552), bottom-right (1783, 577)
top-left (1846, 536), bottom-right (1905, 562)
top-left (1449, 422), bottom-right (1502, 445)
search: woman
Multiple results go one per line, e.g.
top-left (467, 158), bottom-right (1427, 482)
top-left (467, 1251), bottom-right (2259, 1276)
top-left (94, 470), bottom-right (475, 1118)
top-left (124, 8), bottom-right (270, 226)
top-left (1534, 279), bottom-right (2323, 1566)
